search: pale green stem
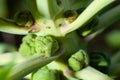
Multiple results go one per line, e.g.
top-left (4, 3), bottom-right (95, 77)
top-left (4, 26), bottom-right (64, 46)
top-left (75, 66), bottom-right (113, 80)
top-left (60, 0), bottom-right (115, 35)
top-left (85, 4), bottom-right (120, 41)
top-left (8, 48), bottom-right (64, 80)
top-left (48, 61), bottom-right (78, 80)
top-left (0, 18), bottom-right (29, 35)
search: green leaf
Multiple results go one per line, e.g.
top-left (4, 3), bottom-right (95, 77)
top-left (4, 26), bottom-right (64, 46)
top-left (9, 47), bottom-right (64, 80)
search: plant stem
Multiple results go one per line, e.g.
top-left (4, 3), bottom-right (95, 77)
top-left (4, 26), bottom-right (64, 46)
top-left (84, 4), bottom-right (120, 41)
top-left (26, 0), bottom-right (40, 20)
top-left (0, 18), bottom-right (29, 35)
top-left (60, 0), bottom-right (115, 35)
top-left (75, 66), bottom-right (113, 80)
top-left (8, 48), bottom-right (64, 80)
top-left (36, 0), bottom-right (62, 19)
top-left (48, 61), bottom-right (79, 80)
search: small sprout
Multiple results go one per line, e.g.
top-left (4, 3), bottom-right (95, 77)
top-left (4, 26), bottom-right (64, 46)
top-left (19, 35), bottom-right (59, 57)
top-left (64, 10), bottom-right (78, 23)
top-left (68, 49), bottom-right (89, 71)
top-left (31, 66), bottom-right (61, 80)
top-left (14, 10), bottom-right (34, 28)
top-left (35, 36), bottom-right (59, 57)
top-left (19, 34), bottom-right (36, 57)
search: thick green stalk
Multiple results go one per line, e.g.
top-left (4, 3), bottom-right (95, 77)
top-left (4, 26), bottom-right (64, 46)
top-left (26, 0), bottom-right (40, 20)
top-left (48, 61), bottom-right (79, 80)
top-left (26, 0), bottom-right (62, 20)
top-left (0, 18), bottom-right (28, 35)
top-left (36, 0), bottom-right (62, 19)
top-left (75, 66), bottom-right (113, 80)
top-left (60, 0), bottom-right (115, 35)
top-left (85, 4), bottom-right (120, 41)
top-left (8, 48), bottom-right (64, 80)
top-left (24, 0), bottom-right (64, 37)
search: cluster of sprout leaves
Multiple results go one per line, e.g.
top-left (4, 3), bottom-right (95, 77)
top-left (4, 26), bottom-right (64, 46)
top-left (0, 0), bottom-right (120, 80)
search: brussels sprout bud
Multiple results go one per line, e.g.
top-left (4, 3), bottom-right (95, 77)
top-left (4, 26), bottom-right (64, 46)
top-left (68, 49), bottom-right (89, 71)
top-left (19, 34), bottom-right (36, 57)
top-left (35, 36), bottom-right (59, 57)
top-left (31, 66), bottom-right (60, 80)
top-left (64, 10), bottom-right (78, 23)
top-left (14, 10), bottom-right (34, 28)
top-left (19, 35), bottom-right (59, 57)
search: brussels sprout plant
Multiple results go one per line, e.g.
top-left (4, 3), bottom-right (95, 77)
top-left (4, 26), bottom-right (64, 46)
top-left (0, 0), bottom-right (120, 80)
